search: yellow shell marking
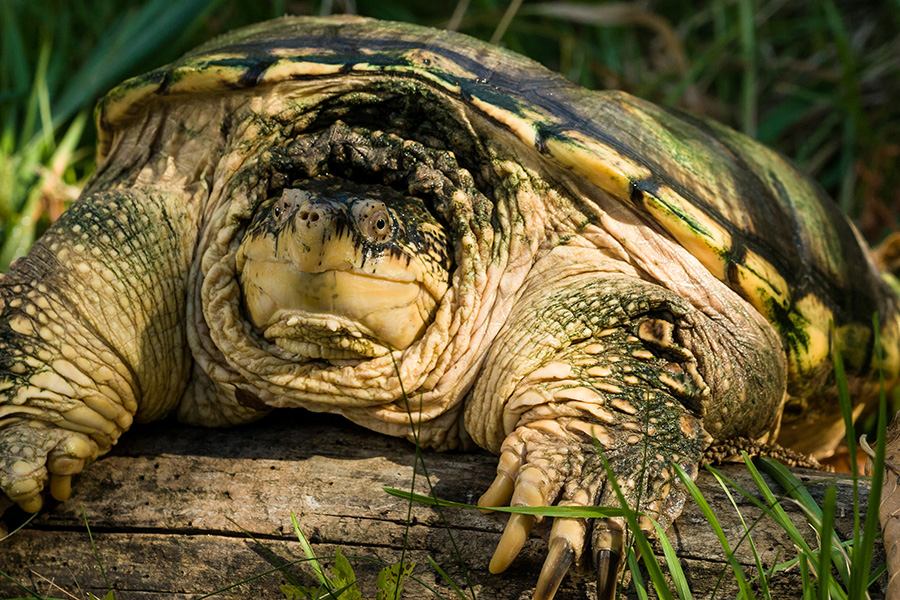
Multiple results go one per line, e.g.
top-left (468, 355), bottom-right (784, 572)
top-left (733, 249), bottom-right (792, 315)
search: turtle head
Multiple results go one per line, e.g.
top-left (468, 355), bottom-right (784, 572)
top-left (236, 179), bottom-right (451, 358)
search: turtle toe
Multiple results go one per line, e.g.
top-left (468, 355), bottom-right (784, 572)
top-left (0, 421), bottom-right (98, 513)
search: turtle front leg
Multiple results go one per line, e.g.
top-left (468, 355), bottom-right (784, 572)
top-left (479, 325), bottom-right (708, 599)
top-left (0, 188), bottom-right (193, 517)
top-left (467, 271), bottom-right (786, 599)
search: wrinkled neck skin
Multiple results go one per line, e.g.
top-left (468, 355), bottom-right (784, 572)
top-left (177, 84), bottom-right (548, 447)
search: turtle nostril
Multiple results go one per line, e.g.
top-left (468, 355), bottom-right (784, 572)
top-left (297, 210), bottom-right (321, 225)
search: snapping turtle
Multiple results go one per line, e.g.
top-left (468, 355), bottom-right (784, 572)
top-left (1, 15), bottom-right (898, 599)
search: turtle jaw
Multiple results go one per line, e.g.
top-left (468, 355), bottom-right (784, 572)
top-left (238, 255), bottom-right (438, 357)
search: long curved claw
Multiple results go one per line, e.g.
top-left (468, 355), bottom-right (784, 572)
top-left (593, 517), bottom-right (625, 600)
top-left (489, 512), bottom-right (536, 573)
top-left (490, 462), bottom-right (554, 573)
top-left (478, 471), bottom-right (515, 513)
top-left (534, 516), bottom-right (586, 599)
top-left (594, 547), bottom-right (621, 600)
top-left (534, 534), bottom-right (575, 600)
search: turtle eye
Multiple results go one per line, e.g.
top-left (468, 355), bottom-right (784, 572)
top-left (364, 208), bottom-right (392, 243)
top-left (352, 199), bottom-right (394, 243)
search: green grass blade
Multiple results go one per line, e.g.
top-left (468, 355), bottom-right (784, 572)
top-left (80, 505), bottom-right (112, 593)
top-left (816, 486), bottom-right (836, 600)
top-left (832, 326), bottom-right (859, 483)
top-left (0, 510), bottom-right (37, 542)
top-left (291, 511), bottom-right (332, 592)
top-left (739, 453), bottom-right (814, 555)
top-left (675, 464), bottom-right (754, 598)
top-left (831, 321), bottom-right (866, 593)
top-left (426, 556), bottom-right (468, 600)
top-left (800, 556), bottom-right (813, 600)
top-left (627, 548), bottom-right (650, 600)
top-left (49, 0), bottom-right (220, 130)
top-left (383, 487), bottom-right (630, 518)
top-left (0, 568), bottom-right (44, 600)
top-left (652, 519), bottom-right (692, 599)
top-left (756, 458), bottom-right (821, 521)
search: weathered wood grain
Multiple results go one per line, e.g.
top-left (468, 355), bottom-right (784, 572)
top-left (0, 411), bottom-right (885, 599)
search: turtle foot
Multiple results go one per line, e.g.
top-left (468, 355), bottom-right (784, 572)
top-left (0, 420), bottom-right (98, 516)
top-left (479, 412), bottom-right (703, 600)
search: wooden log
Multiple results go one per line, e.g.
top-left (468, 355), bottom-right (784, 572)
top-left (0, 411), bottom-right (886, 599)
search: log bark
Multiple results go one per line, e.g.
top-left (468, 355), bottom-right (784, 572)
top-left (0, 411), bottom-right (885, 599)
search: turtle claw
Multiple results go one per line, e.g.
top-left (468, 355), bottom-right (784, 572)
top-left (478, 471), bottom-right (515, 513)
top-left (478, 440), bottom-right (523, 512)
top-left (49, 473), bottom-right (73, 502)
top-left (17, 490), bottom-right (44, 514)
top-left (534, 535), bottom-right (575, 600)
top-left (593, 517), bottom-right (626, 600)
top-left (489, 512), bottom-right (536, 573)
top-left (594, 548), bottom-right (621, 600)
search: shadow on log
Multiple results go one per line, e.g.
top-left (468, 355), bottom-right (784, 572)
top-left (0, 411), bottom-right (886, 599)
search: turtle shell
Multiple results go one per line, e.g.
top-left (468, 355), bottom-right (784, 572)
top-left (96, 15), bottom-right (899, 390)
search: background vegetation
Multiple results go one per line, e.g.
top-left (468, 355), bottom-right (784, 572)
top-left (1, 0), bottom-right (898, 270)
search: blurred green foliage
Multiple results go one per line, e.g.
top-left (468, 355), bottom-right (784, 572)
top-left (1, 0), bottom-right (898, 268)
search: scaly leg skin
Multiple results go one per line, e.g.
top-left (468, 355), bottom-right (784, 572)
top-left (469, 270), bottom-right (786, 599)
top-left (0, 188), bottom-right (193, 523)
